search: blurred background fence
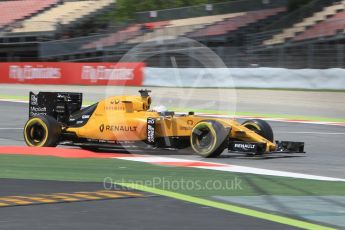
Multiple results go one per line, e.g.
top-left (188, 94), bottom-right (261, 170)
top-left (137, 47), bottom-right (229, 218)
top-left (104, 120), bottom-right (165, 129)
top-left (38, 23), bottom-right (345, 69)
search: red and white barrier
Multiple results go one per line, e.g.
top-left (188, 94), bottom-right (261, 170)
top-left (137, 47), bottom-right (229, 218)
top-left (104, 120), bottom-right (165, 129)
top-left (2, 64), bottom-right (345, 90)
top-left (0, 62), bottom-right (145, 86)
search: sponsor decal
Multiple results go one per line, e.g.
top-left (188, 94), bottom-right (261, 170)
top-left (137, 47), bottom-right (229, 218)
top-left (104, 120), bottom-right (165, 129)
top-left (105, 105), bottom-right (125, 110)
top-left (30, 94), bottom-right (38, 106)
top-left (9, 65), bottom-right (61, 81)
top-left (81, 66), bottom-right (134, 83)
top-left (234, 143), bottom-right (256, 149)
top-left (56, 105), bottom-right (65, 113)
top-left (147, 118), bottom-right (155, 125)
top-left (99, 124), bottom-right (105, 132)
top-left (30, 112), bottom-right (47, 117)
top-left (180, 119), bottom-right (194, 130)
top-left (30, 106), bottom-right (47, 112)
top-left (180, 126), bottom-right (193, 131)
top-left (99, 124), bottom-right (137, 132)
top-left (1, 62), bottom-right (144, 86)
top-left (86, 138), bottom-right (135, 145)
top-left (29, 105), bottom-right (47, 117)
top-left (147, 118), bottom-right (155, 144)
top-left (107, 125), bottom-right (137, 132)
top-left (230, 142), bottom-right (258, 152)
top-left (110, 99), bottom-right (120, 104)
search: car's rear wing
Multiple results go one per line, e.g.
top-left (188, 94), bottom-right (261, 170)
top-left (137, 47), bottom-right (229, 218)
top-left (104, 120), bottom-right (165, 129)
top-left (29, 92), bottom-right (83, 122)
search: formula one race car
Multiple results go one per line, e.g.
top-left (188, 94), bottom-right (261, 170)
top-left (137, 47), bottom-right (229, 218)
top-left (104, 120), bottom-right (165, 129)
top-left (23, 90), bottom-right (304, 158)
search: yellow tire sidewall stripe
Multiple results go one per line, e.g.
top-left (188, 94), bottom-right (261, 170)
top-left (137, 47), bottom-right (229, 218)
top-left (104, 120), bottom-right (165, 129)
top-left (190, 122), bottom-right (218, 157)
top-left (24, 117), bottom-right (49, 147)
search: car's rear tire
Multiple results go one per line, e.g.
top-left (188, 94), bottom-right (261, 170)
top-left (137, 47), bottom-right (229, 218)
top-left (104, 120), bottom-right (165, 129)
top-left (242, 119), bottom-right (274, 142)
top-left (24, 115), bottom-right (61, 147)
top-left (190, 120), bottom-right (228, 158)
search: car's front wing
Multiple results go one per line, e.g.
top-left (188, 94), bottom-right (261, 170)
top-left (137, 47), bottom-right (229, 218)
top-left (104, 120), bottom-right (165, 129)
top-left (228, 140), bottom-right (305, 154)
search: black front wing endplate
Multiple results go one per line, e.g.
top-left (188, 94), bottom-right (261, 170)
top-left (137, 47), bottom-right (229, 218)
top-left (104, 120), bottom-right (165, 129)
top-left (274, 141), bottom-right (305, 153)
top-left (228, 141), bottom-right (305, 154)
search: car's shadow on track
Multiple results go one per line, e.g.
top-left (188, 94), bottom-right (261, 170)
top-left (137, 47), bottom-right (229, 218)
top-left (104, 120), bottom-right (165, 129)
top-left (218, 154), bottom-right (306, 160)
top-left (78, 147), bottom-right (191, 156)
top-left (78, 147), bottom-right (307, 160)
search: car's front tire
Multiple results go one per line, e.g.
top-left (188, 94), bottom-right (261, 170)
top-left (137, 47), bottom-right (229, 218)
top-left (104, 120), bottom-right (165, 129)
top-left (190, 120), bottom-right (228, 158)
top-left (24, 115), bottom-right (61, 147)
top-left (242, 119), bottom-right (274, 142)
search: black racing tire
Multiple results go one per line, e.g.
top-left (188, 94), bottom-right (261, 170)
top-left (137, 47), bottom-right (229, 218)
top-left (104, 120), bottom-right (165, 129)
top-left (23, 115), bottom-right (61, 147)
top-left (190, 120), bottom-right (228, 158)
top-left (242, 119), bottom-right (274, 142)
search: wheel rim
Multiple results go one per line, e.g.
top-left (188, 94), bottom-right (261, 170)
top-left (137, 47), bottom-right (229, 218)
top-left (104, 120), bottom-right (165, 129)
top-left (191, 123), bottom-right (217, 156)
top-left (24, 119), bottom-right (48, 146)
top-left (195, 128), bottom-right (212, 148)
top-left (30, 123), bottom-right (45, 143)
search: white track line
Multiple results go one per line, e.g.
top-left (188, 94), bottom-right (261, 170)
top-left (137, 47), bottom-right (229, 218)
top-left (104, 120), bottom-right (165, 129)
top-left (197, 165), bottom-right (345, 182)
top-left (116, 155), bottom-right (345, 182)
top-left (276, 132), bottom-right (345, 135)
top-left (0, 128), bottom-right (23, 130)
top-left (0, 99), bottom-right (28, 103)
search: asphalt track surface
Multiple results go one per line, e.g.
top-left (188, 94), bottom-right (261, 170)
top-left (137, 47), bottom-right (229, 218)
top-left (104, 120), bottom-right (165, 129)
top-left (0, 179), bottom-right (299, 230)
top-left (0, 91), bottom-right (344, 229)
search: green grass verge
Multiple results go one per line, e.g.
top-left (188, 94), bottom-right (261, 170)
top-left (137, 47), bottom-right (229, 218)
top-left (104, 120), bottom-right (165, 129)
top-left (0, 155), bottom-right (344, 197)
top-left (0, 94), bottom-right (28, 100)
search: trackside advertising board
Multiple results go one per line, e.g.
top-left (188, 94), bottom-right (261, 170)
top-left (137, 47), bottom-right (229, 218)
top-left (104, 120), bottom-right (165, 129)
top-left (0, 62), bottom-right (145, 86)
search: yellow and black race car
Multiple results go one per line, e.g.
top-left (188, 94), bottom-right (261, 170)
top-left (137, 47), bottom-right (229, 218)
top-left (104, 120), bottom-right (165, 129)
top-left (23, 90), bottom-right (304, 158)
